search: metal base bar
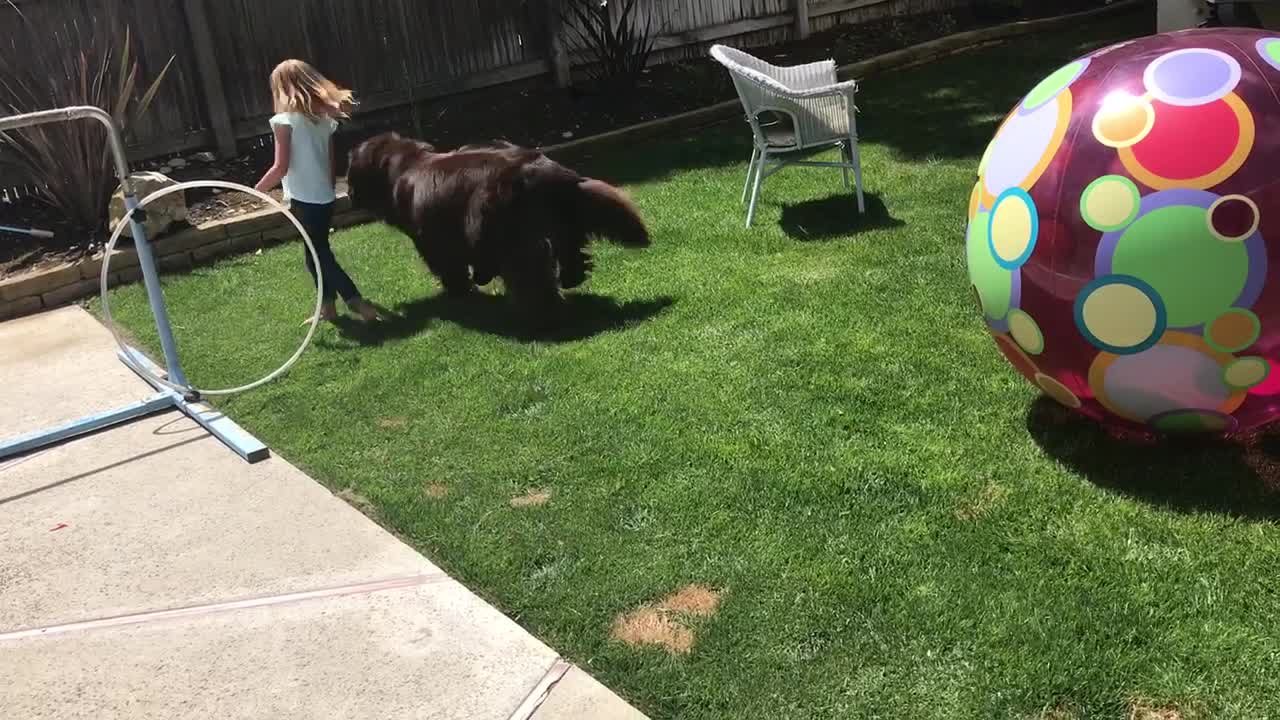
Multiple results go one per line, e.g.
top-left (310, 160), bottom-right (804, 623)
top-left (0, 348), bottom-right (270, 464)
top-left (121, 347), bottom-right (269, 464)
top-left (0, 393), bottom-right (177, 460)
top-left (0, 106), bottom-right (269, 466)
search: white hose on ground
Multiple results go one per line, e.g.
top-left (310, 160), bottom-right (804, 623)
top-left (99, 180), bottom-right (324, 397)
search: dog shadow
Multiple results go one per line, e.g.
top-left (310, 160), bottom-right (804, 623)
top-left (330, 290), bottom-right (674, 345)
top-left (779, 193), bottom-right (903, 241)
top-left (1025, 396), bottom-right (1280, 520)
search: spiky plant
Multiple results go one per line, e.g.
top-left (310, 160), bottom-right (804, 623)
top-left (561, 0), bottom-right (659, 90)
top-left (0, 7), bottom-right (173, 254)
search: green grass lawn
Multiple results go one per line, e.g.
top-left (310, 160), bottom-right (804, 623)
top-left (103, 10), bottom-right (1280, 719)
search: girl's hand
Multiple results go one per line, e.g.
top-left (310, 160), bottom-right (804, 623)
top-left (254, 125), bottom-right (293, 193)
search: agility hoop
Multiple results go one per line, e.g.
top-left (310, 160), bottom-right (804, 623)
top-left (99, 180), bottom-right (324, 397)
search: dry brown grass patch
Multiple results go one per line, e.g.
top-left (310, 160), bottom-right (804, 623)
top-left (1032, 706), bottom-right (1079, 720)
top-left (377, 416), bottom-right (409, 429)
top-left (510, 488), bottom-right (552, 508)
top-left (611, 584), bottom-right (723, 655)
top-left (611, 607), bottom-right (694, 654)
top-left (657, 583), bottom-right (722, 617)
top-left (955, 482), bottom-right (1009, 521)
top-left (424, 483), bottom-right (450, 499)
top-left (1128, 701), bottom-right (1183, 720)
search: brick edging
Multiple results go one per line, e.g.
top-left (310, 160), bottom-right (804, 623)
top-left (0, 195), bottom-right (372, 321)
top-left (0, 0), bottom-right (1146, 322)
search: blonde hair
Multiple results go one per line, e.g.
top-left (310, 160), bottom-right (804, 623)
top-left (270, 59), bottom-right (355, 121)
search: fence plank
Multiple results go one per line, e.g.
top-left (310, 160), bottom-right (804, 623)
top-left (1, 0), bottom-right (964, 182)
top-left (546, 0), bottom-right (572, 88)
top-left (182, 0), bottom-right (237, 158)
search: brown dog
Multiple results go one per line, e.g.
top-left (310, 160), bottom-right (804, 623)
top-left (346, 132), bottom-right (650, 325)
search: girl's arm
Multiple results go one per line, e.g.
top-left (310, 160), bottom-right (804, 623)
top-left (254, 125), bottom-right (292, 193)
top-left (330, 135), bottom-right (337, 188)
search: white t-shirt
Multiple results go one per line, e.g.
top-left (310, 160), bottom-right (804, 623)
top-left (269, 112), bottom-right (339, 204)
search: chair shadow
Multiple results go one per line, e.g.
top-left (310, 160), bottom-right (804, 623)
top-left (327, 291), bottom-right (674, 346)
top-left (779, 192), bottom-right (902, 241)
top-left (1025, 396), bottom-right (1280, 520)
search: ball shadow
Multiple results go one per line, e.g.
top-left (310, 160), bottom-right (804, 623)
top-left (328, 290), bottom-right (674, 346)
top-left (1025, 396), bottom-right (1280, 520)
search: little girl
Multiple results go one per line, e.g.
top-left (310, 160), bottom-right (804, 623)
top-left (255, 59), bottom-right (378, 322)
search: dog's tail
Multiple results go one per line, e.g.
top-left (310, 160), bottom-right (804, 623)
top-left (567, 178), bottom-right (651, 248)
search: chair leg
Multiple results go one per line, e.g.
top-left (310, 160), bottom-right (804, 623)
top-left (742, 147), bottom-right (759, 204)
top-left (841, 143), bottom-right (851, 190)
top-left (746, 155), bottom-right (767, 228)
top-left (849, 137), bottom-right (865, 214)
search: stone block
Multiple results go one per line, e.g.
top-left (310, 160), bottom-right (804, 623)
top-left (111, 266), bottom-right (144, 288)
top-left (0, 296), bottom-right (42, 321)
top-left (158, 253), bottom-right (193, 275)
top-left (41, 279), bottom-right (98, 308)
top-left (201, 207), bottom-right (287, 236)
top-left (262, 220), bottom-right (304, 244)
top-left (332, 210), bottom-right (375, 231)
top-left (108, 172), bottom-right (187, 240)
top-left (155, 225), bottom-right (223, 255)
top-left (192, 239), bottom-right (233, 264)
top-left (0, 264), bottom-right (80, 302)
top-left (80, 249), bottom-right (140, 280)
top-left (227, 233), bottom-right (264, 255)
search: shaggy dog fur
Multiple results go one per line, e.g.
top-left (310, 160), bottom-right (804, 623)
top-left (347, 132), bottom-right (650, 325)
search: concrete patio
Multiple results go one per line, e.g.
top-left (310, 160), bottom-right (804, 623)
top-left (0, 306), bottom-right (646, 720)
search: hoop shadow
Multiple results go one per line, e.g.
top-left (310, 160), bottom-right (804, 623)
top-left (779, 193), bottom-right (902, 241)
top-left (1025, 396), bottom-right (1280, 520)
top-left (328, 291), bottom-right (674, 346)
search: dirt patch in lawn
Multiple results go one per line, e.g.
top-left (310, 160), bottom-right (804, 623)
top-left (955, 482), bottom-right (1009, 521)
top-left (336, 488), bottom-right (378, 518)
top-left (510, 489), bottom-right (552, 508)
top-left (424, 483), bottom-right (450, 499)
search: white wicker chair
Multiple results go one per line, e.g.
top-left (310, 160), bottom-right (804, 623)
top-left (710, 44), bottom-right (865, 228)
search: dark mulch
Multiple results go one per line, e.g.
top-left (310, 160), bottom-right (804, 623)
top-left (0, 0), bottom-right (1117, 277)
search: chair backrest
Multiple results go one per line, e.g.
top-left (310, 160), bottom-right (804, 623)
top-left (710, 45), bottom-right (793, 119)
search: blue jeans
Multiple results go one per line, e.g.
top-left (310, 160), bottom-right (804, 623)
top-left (291, 200), bottom-right (361, 304)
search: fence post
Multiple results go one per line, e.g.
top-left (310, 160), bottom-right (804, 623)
top-left (181, 0), bottom-right (237, 159)
top-left (795, 0), bottom-right (811, 40)
top-left (546, 0), bottom-right (572, 88)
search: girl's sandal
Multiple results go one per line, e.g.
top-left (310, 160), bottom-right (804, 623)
top-left (349, 299), bottom-right (381, 323)
top-left (301, 303), bottom-right (342, 326)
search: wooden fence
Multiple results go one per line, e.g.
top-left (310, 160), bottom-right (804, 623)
top-left (1, 0), bottom-right (959, 197)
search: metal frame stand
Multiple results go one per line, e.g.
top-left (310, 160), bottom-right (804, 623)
top-left (0, 106), bottom-right (269, 463)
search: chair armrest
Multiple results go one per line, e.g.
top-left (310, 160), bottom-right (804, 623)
top-left (785, 78), bottom-right (858, 100)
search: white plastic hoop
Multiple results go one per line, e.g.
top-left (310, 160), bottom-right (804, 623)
top-left (99, 180), bottom-right (324, 397)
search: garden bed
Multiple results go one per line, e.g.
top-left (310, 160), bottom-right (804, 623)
top-left (0, 0), bottom-right (1118, 278)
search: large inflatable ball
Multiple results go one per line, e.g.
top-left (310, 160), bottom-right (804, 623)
top-left (967, 29), bottom-right (1280, 436)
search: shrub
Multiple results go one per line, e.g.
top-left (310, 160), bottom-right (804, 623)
top-left (0, 12), bottom-right (173, 256)
top-left (561, 0), bottom-right (659, 90)
top-left (971, 0), bottom-right (1023, 21)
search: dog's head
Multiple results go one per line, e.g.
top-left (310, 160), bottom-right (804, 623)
top-left (346, 132), bottom-right (436, 215)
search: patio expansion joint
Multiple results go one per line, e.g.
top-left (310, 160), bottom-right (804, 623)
top-left (0, 572), bottom-right (448, 642)
top-left (506, 656), bottom-right (574, 720)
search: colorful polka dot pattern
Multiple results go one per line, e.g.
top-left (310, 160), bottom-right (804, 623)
top-left (964, 28), bottom-right (1280, 436)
